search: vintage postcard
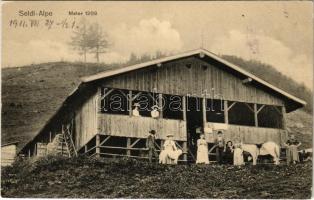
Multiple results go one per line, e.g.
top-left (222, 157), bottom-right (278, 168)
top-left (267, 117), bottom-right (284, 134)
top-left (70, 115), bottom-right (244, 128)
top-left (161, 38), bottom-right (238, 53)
top-left (1, 1), bottom-right (313, 199)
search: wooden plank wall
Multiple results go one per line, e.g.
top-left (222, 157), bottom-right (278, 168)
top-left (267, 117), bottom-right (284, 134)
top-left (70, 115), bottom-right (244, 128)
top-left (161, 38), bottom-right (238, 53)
top-left (205, 123), bottom-right (286, 145)
top-left (75, 92), bottom-right (98, 149)
top-left (98, 114), bottom-right (187, 141)
top-left (1, 145), bottom-right (16, 166)
top-left (102, 57), bottom-right (284, 106)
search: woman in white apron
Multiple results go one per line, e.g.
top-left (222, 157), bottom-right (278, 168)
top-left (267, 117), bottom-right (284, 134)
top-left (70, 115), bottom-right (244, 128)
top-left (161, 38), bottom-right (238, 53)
top-left (196, 134), bottom-right (209, 164)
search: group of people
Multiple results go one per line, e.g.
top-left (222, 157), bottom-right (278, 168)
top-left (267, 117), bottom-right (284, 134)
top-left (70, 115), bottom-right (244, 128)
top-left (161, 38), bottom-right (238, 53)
top-left (146, 128), bottom-right (304, 165)
top-left (196, 131), bottom-right (245, 165)
top-left (146, 130), bottom-right (182, 164)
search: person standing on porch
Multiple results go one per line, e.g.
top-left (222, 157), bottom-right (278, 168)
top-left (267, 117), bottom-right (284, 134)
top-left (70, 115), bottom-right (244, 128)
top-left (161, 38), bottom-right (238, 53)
top-left (196, 134), bottom-right (209, 164)
top-left (214, 131), bottom-right (225, 164)
top-left (146, 130), bottom-right (158, 163)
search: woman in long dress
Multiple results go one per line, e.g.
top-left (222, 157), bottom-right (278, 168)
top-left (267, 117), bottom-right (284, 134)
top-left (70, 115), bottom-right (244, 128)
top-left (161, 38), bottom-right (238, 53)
top-left (196, 134), bottom-right (209, 164)
top-left (159, 134), bottom-right (182, 164)
top-left (233, 142), bottom-right (244, 166)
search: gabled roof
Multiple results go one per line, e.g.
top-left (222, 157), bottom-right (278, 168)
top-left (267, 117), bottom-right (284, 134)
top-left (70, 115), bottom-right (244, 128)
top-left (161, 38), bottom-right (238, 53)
top-left (82, 48), bottom-right (306, 107)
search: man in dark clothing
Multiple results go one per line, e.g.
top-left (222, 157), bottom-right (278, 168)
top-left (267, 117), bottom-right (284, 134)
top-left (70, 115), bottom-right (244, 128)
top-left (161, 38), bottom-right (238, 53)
top-left (214, 131), bottom-right (226, 164)
top-left (146, 130), bottom-right (158, 163)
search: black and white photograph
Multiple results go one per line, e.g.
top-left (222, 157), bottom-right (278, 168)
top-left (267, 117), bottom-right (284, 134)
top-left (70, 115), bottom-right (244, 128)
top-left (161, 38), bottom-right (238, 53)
top-left (1, 1), bottom-right (313, 199)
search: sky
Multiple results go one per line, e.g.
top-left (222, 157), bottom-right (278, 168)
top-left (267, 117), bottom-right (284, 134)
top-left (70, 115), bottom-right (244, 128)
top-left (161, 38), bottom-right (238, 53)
top-left (2, 1), bottom-right (313, 89)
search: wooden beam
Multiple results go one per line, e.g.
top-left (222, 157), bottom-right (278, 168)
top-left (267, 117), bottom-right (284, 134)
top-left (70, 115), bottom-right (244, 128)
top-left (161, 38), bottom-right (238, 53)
top-left (254, 103), bottom-right (258, 127)
top-left (99, 146), bottom-right (148, 151)
top-left (129, 90), bottom-right (133, 116)
top-left (154, 141), bottom-right (161, 150)
top-left (257, 105), bottom-right (265, 114)
top-left (182, 142), bottom-right (187, 161)
top-left (99, 135), bottom-right (111, 146)
top-left (281, 106), bottom-right (287, 130)
top-left (244, 103), bottom-right (254, 113)
top-left (130, 138), bottom-right (141, 148)
top-left (224, 100), bottom-right (228, 124)
top-left (158, 93), bottom-right (163, 118)
top-left (126, 138), bottom-right (131, 156)
top-left (281, 106), bottom-right (287, 146)
top-left (273, 106), bottom-right (283, 115)
top-left (202, 97), bottom-right (206, 133)
top-left (208, 145), bottom-right (216, 154)
top-left (97, 87), bottom-right (102, 113)
top-left (227, 101), bottom-right (237, 111)
top-left (182, 96), bottom-right (187, 121)
top-left (96, 134), bottom-right (100, 157)
top-left (84, 145), bottom-right (87, 153)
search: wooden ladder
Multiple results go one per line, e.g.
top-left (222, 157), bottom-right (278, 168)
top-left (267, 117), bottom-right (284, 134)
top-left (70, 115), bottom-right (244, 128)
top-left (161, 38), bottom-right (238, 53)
top-left (62, 123), bottom-right (77, 157)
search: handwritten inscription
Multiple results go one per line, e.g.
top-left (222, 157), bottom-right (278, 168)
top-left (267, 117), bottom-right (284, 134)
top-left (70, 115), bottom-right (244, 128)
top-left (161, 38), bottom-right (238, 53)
top-left (8, 9), bottom-right (97, 30)
top-left (9, 18), bottom-right (78, 30)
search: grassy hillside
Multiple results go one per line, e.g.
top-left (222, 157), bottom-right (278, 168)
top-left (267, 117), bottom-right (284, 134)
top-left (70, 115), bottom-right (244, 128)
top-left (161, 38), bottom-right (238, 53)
top-left (2, 62), bottom-right (120, 150)
top-left (286, 110), bottom-right (312, 149)
top-left (1, 156), bottom-right (312, 198)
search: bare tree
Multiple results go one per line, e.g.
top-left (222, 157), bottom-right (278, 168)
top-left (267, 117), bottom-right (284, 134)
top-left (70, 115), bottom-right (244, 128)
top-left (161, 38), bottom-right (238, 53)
top-left (69, 19), bottom-right (89, 62)
top-left (87, 23), bottom-right (110, 63)
top-left (69, 21), bottom-right (110, 63)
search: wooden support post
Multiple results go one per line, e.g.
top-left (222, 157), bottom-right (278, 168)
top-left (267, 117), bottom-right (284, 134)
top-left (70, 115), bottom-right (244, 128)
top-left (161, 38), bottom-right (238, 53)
top-left (97, 87), bottom-right (102, 113)
top-left (129, 90), bottom-right (133, 116)
top-left (281, 106), bottom-right (288, 145)
top-left (28, 148), bottom-right (31, 158)
top-left (84, 145), bottom-right (87, 153)
top-left (224, 100), bottom-right (228, 124)
top-left (160, 140), bottom-right (164, 150)
top-left (34, 143), bottom-right (37, 156)
top-left (126, 138), bottom-right (131, 156)
top-left (96, 134), bottom-right (100, 157)
top-left (182, 96), bottom-right (187, 121)
top-left (254, 103), bottom-right (258, 127)
top-left (183, 141), bottom-right (187, 161)
top-left (158, 93), bottom-right (163, 118)
top-left (202, 97), bottom-right (206, 132)
top-left (281, 106), bottom-right (287, 129)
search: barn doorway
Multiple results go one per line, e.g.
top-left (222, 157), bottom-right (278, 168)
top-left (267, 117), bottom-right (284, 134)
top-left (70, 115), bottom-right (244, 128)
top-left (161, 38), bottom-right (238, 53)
top-left (186, 96), bottom-right (203, 162)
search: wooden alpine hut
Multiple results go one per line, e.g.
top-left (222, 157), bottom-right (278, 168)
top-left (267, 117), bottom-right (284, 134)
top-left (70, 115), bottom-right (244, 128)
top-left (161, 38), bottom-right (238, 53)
top-left (17, 48), bottom-right (306, 162)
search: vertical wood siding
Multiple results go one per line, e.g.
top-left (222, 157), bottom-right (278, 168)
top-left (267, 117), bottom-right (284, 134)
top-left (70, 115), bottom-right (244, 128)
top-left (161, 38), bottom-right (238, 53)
top-left (98, 114), bottom-right (187, 141)
top-left (205, 122), bottom-right (286, 145)
top-left (75, 92), bottom-right (98, 149)
top-left (1, 145), bottom-right (16, 166)
top-left (102, 57), bottom-right (284, 106)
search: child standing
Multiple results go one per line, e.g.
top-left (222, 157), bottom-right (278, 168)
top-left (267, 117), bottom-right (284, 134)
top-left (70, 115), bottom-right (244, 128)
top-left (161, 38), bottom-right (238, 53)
top-left (233, 142), bottom-right (244, 166)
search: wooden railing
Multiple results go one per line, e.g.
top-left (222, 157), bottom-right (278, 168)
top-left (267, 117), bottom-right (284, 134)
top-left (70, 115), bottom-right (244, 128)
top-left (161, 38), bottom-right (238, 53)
top-left (205, 123), bottom-right (287, 145)
top-left (98, 114), bottom-right (187, 141)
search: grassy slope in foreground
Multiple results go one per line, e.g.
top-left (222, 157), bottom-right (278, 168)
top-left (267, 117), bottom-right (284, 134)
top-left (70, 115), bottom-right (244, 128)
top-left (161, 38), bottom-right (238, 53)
top-left (1, 156), bottom-right (312, 199)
